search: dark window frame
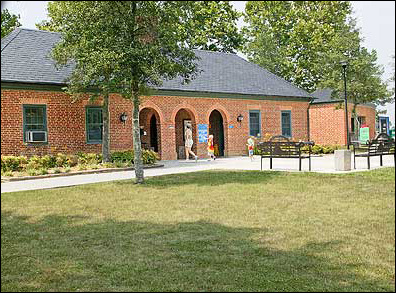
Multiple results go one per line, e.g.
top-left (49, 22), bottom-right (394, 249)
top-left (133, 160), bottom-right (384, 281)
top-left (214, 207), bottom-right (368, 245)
top-left (249, 110), bottom-right (261, 137)
top-left (86, 106), bottom-right (103, 144)
top-left (23, 104), bottom-right (48, 143)
top-left (281, 110), bottom-right (292, 138)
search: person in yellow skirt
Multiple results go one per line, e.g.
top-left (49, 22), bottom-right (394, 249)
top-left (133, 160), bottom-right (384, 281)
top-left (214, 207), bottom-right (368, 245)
top-left (207, 134), bottom-right (216, 161)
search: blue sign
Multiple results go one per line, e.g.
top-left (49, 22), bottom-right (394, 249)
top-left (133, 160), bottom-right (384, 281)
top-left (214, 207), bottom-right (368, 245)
top-left (229, 125), bottom-right (234, 129)
top-left (198, 124), bottom-right (208, 143)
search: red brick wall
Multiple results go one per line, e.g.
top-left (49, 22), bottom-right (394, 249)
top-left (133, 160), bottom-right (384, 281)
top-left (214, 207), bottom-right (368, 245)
top-left (309, 102), bottom-right (376, 145)
top-left (1, 89), bottom-right (310, 160)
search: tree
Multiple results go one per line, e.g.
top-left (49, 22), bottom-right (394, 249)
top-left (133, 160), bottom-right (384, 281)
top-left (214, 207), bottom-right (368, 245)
top-left (1, 8), bottom-right (21, 38)
top-left (243, 1), bottom-right (354, 92)
top-left (182, 1), bottom-right (244, 53)
top-left (243, 1), bottom-right (392, 109)
top-left (38, 1), bottom-right (242, 184)
top-left (37, 1), bottom-right (244, 53)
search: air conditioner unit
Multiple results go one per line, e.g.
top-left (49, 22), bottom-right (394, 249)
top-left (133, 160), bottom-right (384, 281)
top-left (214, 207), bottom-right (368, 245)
top-left (26, 131), bottom-right (47, 143)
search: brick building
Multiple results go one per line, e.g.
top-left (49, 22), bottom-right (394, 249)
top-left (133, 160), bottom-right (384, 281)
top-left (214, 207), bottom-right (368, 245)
top-left (1, 28), bottom-right (316, 160)
top-left (310, 89), bottom-right (377, 145)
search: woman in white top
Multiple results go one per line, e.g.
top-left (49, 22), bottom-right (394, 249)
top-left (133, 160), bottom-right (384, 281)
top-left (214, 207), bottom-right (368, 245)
top-left (185, 125), bottom-right (198, 162)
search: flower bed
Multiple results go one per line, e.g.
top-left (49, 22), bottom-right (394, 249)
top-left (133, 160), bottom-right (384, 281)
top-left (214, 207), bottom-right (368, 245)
top-left (1, 150), bottom-right (159, 178)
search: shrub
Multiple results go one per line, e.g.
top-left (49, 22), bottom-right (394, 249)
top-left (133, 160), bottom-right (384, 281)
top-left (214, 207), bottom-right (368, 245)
top-left (111, 149), bottom-right (159, 165)
top-left (40, 155), bottom-right (57, 168)
top-left (111, 150), bottom-right (135, 163)
top-left (78, 164), bottom-right (88, 171)
top-left (66, 155), bottom-right (78, 167)
top-left (28, 155), bottom-right (43, 169)
top-left (39, 168), bottom-right (49, 175)
top-left (55, 153), bottom-right (68, 167)
top-left (1, 156), bottom-right (28, 172)
top-left (3, 171), bottom-right (14, 177)
top-left (114, 161), bottom-right (126, 168)
top-left (53, 168), bottom-right (62, 174)
top-left (64, 167), bottom-right (71, 173)
top-left (312, 145), bottom-right (323, 154)
top-left (302, 144), bottom-right (340, 155)
top-left (27, 169), bottom-right (39, 176)
top-left (87, 164), bottom-right (100, 170)
top-left (322, 146), bottom-right (333, 154)
top-left (142, 150), bottom-right (159, 165)
top-left (103, 162), bottom-right (115, 168)
top-left (300, 145), bottom-right (310, 153)
top-left (77, 152), bottom-right (102, 165)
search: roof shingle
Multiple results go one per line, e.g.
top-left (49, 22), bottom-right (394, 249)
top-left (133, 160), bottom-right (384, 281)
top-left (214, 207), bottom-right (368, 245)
top-left (1, 28), bottom-right (311, 98)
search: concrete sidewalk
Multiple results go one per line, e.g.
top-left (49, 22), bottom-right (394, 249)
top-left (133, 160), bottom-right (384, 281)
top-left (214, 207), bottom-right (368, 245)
top-left (1, 154), bottom-right (394, 193)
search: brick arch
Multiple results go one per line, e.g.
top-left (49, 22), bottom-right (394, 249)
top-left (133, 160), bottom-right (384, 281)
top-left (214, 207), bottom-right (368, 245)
top-left (205, 105), bottom-right (230, 124)
top-left (170, 104), bottom-right (199, 123)
top-left (207, 107), bottom-right (229, 157)
top-left (139, 105), bottom-right (163, 158)
top-left (173, 105), bottom-right (199, 159)
top-left (139, 102), bottom-right (164, 123)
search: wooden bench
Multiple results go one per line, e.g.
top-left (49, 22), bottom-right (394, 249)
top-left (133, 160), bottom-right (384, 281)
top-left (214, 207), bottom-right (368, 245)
top-left (353, 133), bottom-right (395, 169)
top-left (257, 135), bottom-right (314, 171)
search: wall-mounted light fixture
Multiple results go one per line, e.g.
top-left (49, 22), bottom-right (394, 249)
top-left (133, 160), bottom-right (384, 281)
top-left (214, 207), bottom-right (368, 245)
top-left (120, 112), bottom-right (128, 124)
top-left (237, 114), bottom-right (244, 123)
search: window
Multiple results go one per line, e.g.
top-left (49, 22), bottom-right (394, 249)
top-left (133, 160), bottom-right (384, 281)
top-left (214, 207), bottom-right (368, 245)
top-left (281, 111), bottom-right (292, 137)
top-left (358, 116), bottom-right (366, 126)
top-left (86, 107), bottom-right (103, 143)
top-left (352, 116), bottom-right (366, 132)
top-left (249, 110), bottom-right (261, 137)
top-left (23, 105), bottom-right (47, 142)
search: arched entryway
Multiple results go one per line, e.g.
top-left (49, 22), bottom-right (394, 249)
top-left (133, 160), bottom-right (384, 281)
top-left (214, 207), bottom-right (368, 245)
top-left (209, 110), bottom-right (225, 157)
top-left (174, 108), bottom-right (196, 159)
top-left (149, 115), bottom-right (158, 152)
top-left (139, 108), bottom-right (161, 157)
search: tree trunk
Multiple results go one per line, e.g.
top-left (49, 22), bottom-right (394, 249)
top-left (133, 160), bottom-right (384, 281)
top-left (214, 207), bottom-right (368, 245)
top-left (132, 92), bottom-right (144, 184)
top-left (102, 92), bottom-right (111, 162)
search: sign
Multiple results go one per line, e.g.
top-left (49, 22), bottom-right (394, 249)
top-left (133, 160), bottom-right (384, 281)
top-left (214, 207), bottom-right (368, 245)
top-left (359, 127), bottom-right (370, 144)
top-left (229, 125), bottom-right (234, 129)
top-left (198, 124), bottom-right (208, 143)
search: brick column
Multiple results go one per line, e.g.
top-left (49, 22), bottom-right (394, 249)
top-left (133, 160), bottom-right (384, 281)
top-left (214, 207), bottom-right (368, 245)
top-left (160, 122), bottom-right (177, 160)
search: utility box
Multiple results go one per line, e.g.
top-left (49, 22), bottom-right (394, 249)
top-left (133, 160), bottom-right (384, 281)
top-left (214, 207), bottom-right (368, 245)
top-left (334, 150), bottom-right (351, 171)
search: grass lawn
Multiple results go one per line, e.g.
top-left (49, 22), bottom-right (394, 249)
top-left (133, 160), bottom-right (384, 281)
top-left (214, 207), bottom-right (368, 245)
top-left (1, 168), bottom-right (395, 292)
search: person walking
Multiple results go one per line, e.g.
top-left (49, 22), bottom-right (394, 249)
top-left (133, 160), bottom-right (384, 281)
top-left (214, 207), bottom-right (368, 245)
top-left (207, 134), bottom-right (216, 161)
top-left (247, 136), bottom-right (255, 161)
top-left (184, 124), bottom-right (198, 162)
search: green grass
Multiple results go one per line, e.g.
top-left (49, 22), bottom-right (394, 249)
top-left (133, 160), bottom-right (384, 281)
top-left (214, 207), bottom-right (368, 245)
top-left (1, 168), bottom-right (395, 292)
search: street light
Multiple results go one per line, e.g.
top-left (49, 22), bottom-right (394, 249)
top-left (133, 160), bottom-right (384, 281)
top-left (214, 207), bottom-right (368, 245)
top-left (340, 60), bottom-right (350, 149)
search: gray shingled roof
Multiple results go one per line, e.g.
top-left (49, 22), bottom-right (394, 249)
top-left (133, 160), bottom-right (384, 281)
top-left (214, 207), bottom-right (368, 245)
top-left (2, 28), bottom-right (311, 98)
top-left (311, 88), bottom-right (376, 108)
top-left (310, 88), bottom-right (339, 103)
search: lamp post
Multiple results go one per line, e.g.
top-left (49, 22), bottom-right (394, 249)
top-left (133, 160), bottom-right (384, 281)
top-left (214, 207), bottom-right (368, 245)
top-left (340, 61), bottom-right (350, 149)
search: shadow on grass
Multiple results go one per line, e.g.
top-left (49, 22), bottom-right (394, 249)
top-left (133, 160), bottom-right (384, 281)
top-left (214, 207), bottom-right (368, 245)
top-left (1, 211), bottom-right (393, 292)
top-left (115, 170), bottom-right (284, 189)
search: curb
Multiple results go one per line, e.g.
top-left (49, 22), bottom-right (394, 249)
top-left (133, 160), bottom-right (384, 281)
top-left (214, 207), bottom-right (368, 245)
top-left (1, 163), bottom-right (164, 182)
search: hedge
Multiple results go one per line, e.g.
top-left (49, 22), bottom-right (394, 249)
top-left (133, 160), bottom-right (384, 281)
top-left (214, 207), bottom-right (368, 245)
top-left (1, 150), bottom-right (159, 173)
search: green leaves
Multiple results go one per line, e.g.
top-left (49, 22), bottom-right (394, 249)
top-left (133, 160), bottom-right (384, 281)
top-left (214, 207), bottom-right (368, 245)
top-left (39, 1), bottom-right (243, 183)
top-left (1, 9), bottom-right (21, 38)
top-left (243, 1), bottom-right (392, 106)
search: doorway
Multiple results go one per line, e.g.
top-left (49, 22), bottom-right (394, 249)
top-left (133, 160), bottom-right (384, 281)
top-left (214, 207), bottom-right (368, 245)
top-left (209, 110), bottom-right (225, 157)
top-left (150, 114), bottom-right (158, 152)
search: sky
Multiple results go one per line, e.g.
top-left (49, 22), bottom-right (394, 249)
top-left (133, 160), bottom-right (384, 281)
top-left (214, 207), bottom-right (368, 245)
top-left (2, 1), bottom-right (395, 125)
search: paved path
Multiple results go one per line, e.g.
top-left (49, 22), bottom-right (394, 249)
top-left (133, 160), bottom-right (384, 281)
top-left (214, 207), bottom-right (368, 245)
top-left (1, 154), bottom-right (394, 193)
